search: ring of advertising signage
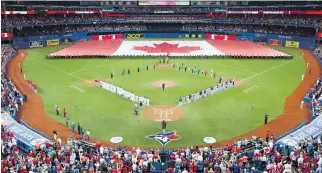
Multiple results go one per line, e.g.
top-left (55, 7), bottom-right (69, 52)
top-left (126, 34), bottom-right (144, 39)
top-left (29, 40), bottom-right (43, 48)
top-left (47, 39), bottom-right (59, 46)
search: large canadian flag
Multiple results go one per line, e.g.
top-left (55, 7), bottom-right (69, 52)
top-left (92, 34), bottom-right (122, 41)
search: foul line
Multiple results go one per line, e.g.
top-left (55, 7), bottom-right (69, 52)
top-left (69, 85), bottom-right (84, 93)
top-left (70, 63), bottom-right (111, 74)
top-left (28, 57), bottom-right (94, 84)
top-left (238, 60), bottom-right (294, 84)
top-left (243, 85), bottom-right (259, 93)
top-left (217, 63), bottom-right (257, 74)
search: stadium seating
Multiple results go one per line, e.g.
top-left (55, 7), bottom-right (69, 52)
top-left (313, 45), bottom-right (322, 59)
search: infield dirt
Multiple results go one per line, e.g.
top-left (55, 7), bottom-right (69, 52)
top-left (8, 50), bottom-right (319, 148)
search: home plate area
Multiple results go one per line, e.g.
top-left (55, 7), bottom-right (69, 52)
top-left (142, 105), bottom-right (185, 121)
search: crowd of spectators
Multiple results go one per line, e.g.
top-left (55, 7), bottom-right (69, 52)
top-left (223, 15), bottom-right (322, 26)
top-left (8, 20), bottom-right (316, 37)
top-left (2, 14), bottom-right (321, 26)
top-left (123, 15), bottom-right (205, 21)
top-left (2, 120), bottom-right (322, 173)
top-left (182, 24), bottom-right (316, 37)
top-left (94, 24), bottom-right (147, 32)
top-left (2, 15), bottom-right (102, 26)
top-left (306, 77), bottom-right (322, 108)
top-left (13, 24), bottom-right (147, 37)
top-left (13, 26), bottom-right (77, 37)
top-left (11, 23), bottom-right (316, 37)
top-left (118, 7), bottom-right (219, 12)
top-left (313, 45), bottom-right (322, 59)
top-left (4, 2), bottom-right (320, 12)
top-left (1, 44), bottom-right (22, 116)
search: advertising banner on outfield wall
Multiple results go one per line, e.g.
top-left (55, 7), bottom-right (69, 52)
top-left (29, 40), bottom-right (43, 48)
top-left (126, 33), bottom-right (144, 39)
top-left (285, 41), bottom-right (300, 48)
top-left (92, 34), bottom-right (123, 41)
top-left (205, 34), bottom-right (236, 40)
top-left (47, 39), bottom-right (59, 46)
top-left (269, 39), bottom-right (282, 46)
top-left (184, 34), bottom-right (203, 38)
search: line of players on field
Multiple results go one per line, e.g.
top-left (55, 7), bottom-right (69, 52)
top-left (98, 80), bottom-right (150, 106)
top-left (179, 79), bottom-right (235, 106)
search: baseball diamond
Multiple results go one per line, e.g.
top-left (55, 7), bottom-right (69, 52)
top-left (2, 2), bottom-right (322, 172)
top-left (9, 42), bottom-right (314, 148)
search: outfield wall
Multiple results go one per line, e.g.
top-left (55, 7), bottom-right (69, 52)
top-left (14, 32), bottom-right (317, 50)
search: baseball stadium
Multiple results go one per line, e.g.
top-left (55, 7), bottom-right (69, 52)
top-left (1, 1), bottom-right (322, 172)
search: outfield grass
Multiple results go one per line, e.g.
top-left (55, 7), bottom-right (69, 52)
top-left (22, 45), bottom-right (305, 147)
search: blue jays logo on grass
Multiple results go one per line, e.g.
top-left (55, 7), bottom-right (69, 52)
top-left (146, 131), bottom-right (180, 146)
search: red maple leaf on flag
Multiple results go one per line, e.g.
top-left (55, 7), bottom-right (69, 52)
top-left (133, 42), bottom-right (202, 55)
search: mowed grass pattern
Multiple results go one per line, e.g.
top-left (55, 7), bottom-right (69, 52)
top-left (22, 45), bottom-right (305, 147)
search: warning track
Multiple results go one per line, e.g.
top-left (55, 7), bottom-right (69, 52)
top-left (7, 50), bottom-right (319, 148)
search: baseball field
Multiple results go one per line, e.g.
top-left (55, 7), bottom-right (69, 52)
top-left (17, 42), bottom-right (309, 148)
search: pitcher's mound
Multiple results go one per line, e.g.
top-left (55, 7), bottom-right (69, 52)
top-left (152, 80), bottom-right (176, 88)
top-left (142, 105), bottom-right (184, 121)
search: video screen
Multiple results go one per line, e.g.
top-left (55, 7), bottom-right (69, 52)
top-left (138, 1), bottom-right (190, 6)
